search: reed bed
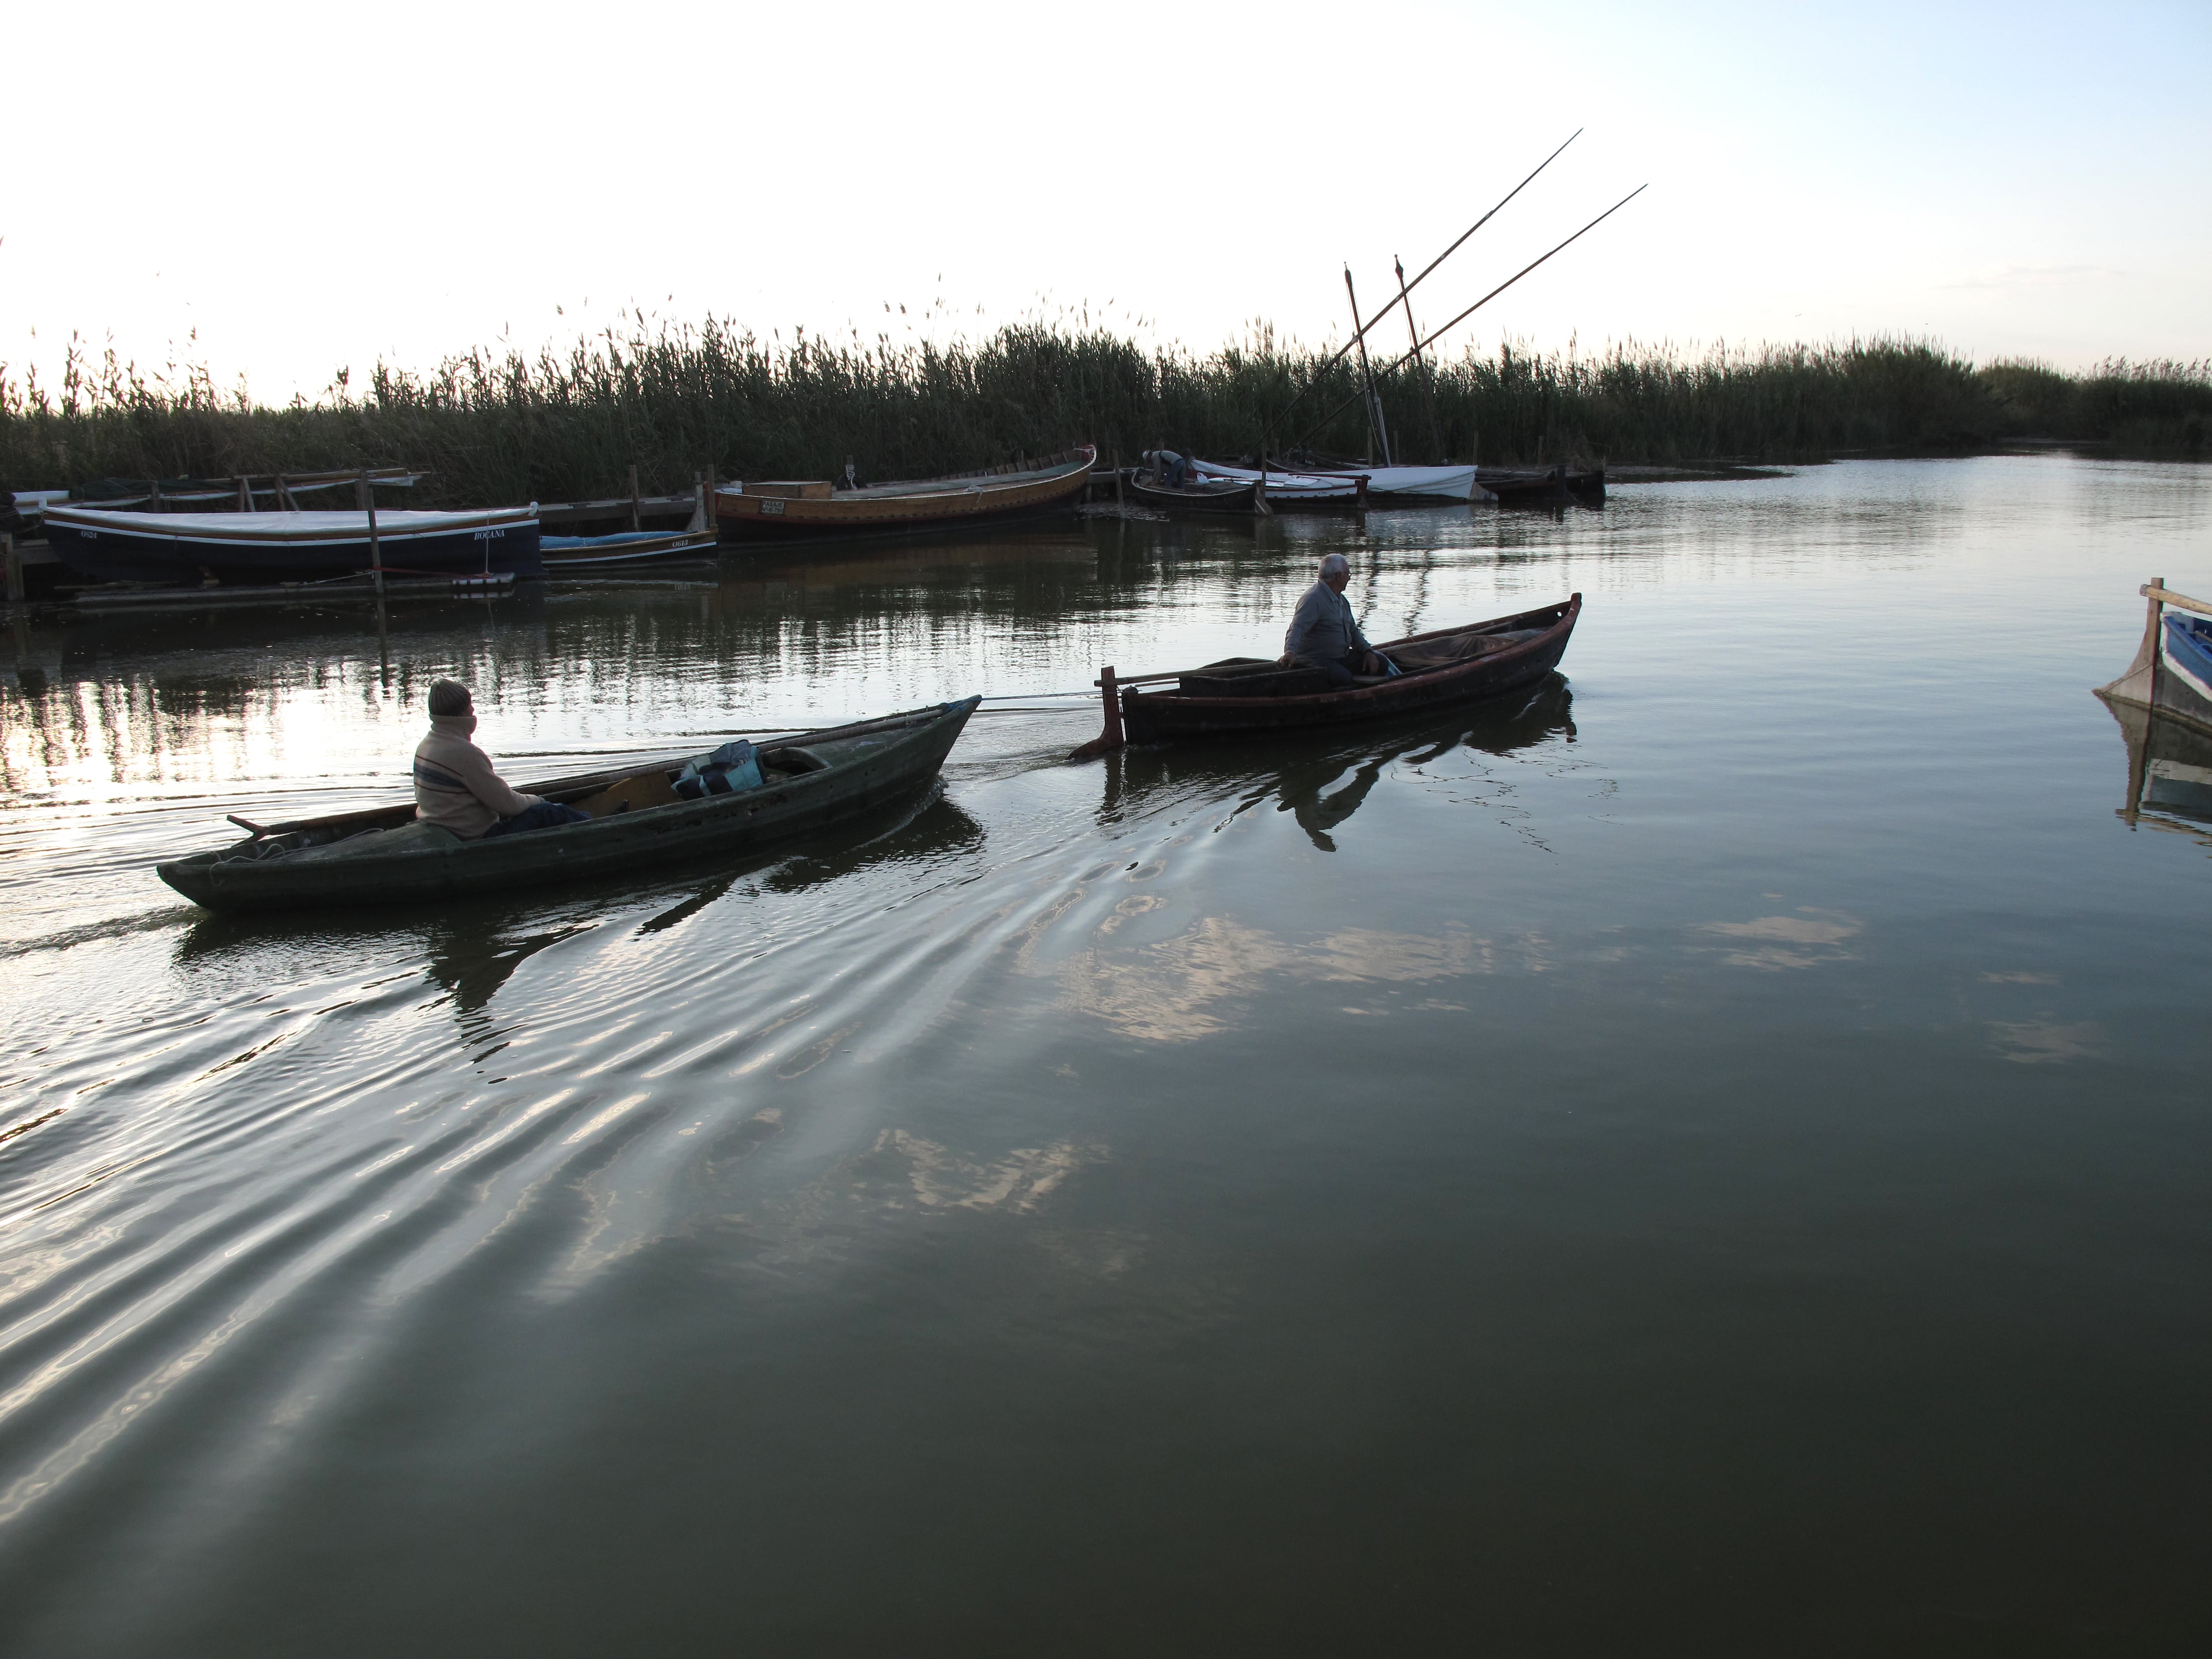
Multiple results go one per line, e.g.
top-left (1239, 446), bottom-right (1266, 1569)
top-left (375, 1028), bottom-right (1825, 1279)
top-left (3, 322), bottom-right (2205, 507)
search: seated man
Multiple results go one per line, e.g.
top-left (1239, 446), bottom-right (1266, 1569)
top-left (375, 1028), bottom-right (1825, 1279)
top-left (413, 680), bottom-right (590, 840)
top-left (1279, 553), bottom-right (1392, 687)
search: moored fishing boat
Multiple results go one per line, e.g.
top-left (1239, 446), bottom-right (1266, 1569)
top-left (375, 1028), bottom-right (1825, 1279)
top-left (157, 698), bottom-right (980, 913)
top-left (44, 505), bottom-right (543, 585)
top-left (715, 447), bottom-right (1095, 542)
top-left (1125, 474), bottom-right (1258, 514)
top-left (1199, 459), bottom-right (1480, 503)
top-left (540, 528), bottom-right (721, 568)
top-left (1070, 597), bottom-right (1578, 754)
top-left (2097, 578), bottom-right (2212, 737)
top-left (1479, 465), bottom-right (1606, 505)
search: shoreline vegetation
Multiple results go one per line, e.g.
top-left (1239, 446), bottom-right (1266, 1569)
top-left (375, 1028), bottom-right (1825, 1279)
top-left (3, 321), bottom-right (2206, 508)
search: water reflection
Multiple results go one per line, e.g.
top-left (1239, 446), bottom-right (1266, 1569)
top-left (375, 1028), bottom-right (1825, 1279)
top-left (2103, 695), bottom-right (2212, 839)
top-left (1101, 676), bottom-right (1575, 852)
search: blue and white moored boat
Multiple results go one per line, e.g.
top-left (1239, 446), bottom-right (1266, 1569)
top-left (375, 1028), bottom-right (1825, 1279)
top-left (2099, 577), bottom-right (2212, 736)
top-left (42, 505), bottom-right (543, 585)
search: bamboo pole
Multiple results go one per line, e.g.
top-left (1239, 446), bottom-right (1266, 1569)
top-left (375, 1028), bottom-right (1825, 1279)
top-left (1291, 184), bottom-right (1648, 453)
top-left (1343, 267), bottom-right (1390, 465)
top-left (1395, 255), bottom-right (1445, 462)
top-left (1264, 130), bottom-right (1581, 443)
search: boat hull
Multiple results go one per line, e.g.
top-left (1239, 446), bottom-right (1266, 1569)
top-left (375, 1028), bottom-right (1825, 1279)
top-left (2097, 591), bottom-right (2212, 739)
top-left (43, 507), bottom-right (544, 584)
top-left (716, 449), bottom-right (1095, 543)
top-left (1126, 476), bottom-right (1257, 514)
top-left (1479, 466), bottom-right (1606, 505)
top-left (157, 700), bottom-right (978, 913)
top-left (1121, 598), bottom-right (1579, 740)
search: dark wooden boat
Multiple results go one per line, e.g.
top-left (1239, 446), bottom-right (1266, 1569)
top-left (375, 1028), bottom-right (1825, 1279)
top-left (43, 505), bottom-right (543, 584)
top-left (1478, 465), bottom-right (1605, 505)
top-left (157, 699), bottom-right (979, 913)
top-left (1124, 474), bottom-right (1258, 514)
top-left (1086, 596), bottom-right (1578, 748)
top-left (715, 447), bottom-right (1096, 542)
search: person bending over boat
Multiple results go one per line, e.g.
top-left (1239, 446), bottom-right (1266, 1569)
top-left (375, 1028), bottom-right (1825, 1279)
top-left (1280, 554), bottom-right (1393, 686)
top-left (413, 680), bottom-right (590, 839)
top-left (1142, 448), bottom-right (1191, 488)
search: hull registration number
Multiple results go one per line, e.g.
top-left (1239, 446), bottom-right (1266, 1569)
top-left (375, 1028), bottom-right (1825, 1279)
top-left (759, 498), bottom-right (785, 515)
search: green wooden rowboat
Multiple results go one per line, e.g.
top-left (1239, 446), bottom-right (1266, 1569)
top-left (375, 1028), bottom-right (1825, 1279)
top-left (157, 698), bottom-right (981, 914)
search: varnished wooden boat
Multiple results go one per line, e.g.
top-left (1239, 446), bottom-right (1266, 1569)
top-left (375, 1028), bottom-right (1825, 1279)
top-left (715, 447), bottom-right (1096, 542)
top-left (1125, 474), bottom-right (1258, 514)
top-left (157, 699), bottom-right (979, 913)
top-left (1104, 596), bottom-right (1578, 743)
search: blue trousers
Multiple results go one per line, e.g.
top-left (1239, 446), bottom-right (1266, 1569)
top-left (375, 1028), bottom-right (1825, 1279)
top-left (1307, 649), bottom-right (1363, 687)
top-left (484, 800), bottom-right (592, 838)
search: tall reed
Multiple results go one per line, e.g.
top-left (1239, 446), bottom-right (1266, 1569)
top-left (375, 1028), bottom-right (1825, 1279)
top-left (3, 322), bottom-right (2205, 507)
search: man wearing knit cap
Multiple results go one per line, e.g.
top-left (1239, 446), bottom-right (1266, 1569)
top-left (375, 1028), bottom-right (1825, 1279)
top-left (413, 680), bottom-right (590, 839)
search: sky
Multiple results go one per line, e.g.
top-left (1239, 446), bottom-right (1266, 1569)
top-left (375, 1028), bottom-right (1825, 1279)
top-left (4, 0), bottom-right (2207, 405)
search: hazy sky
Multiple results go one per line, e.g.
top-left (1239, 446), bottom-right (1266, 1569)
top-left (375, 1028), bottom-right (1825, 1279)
top-left (6, 0), bottom-right (2206, 403)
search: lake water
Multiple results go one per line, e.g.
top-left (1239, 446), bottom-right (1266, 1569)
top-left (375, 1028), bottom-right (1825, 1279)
top-left (3, 455), bottom-right (2209, 1654)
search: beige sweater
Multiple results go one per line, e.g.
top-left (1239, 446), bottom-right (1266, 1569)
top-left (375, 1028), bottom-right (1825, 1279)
top-left (412, 714), bottom-right (540, 839)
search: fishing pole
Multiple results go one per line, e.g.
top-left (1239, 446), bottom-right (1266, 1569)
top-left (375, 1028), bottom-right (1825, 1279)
top-left (1286, 182), bottom-right (1649, 454)
top-left (1262, 129), bottom-right (1582, 445)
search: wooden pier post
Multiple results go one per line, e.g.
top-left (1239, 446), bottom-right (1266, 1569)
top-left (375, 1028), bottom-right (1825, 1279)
top-left (4, 533), bottom-right (21, 607)
top-left (360, 469), bottom-right (385, 596)
top-left (1113, 450), bottom-right (1124, 510)
top-left (629, 463), bottom-right (642, 532)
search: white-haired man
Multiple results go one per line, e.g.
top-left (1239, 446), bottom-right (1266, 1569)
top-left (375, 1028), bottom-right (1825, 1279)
top-left (1280, 554), bottom-right (1390, 686)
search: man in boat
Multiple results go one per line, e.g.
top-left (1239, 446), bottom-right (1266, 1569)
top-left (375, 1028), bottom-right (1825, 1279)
top-left (413, 680), bottom-right (591, 839)
top-left (1280, 554), bottom-right (1392, 686)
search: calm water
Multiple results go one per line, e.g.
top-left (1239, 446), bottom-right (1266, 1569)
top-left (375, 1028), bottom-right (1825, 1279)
top-left (3, 456), bottom-right (2209, 1654)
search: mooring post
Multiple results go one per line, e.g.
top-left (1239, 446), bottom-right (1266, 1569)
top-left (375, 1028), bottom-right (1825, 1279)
top-left (360, 468), bottom-right (385, 596)
top-left (276, 473), bottom-right (294, 511)
top-left (629, 463), bottom-right (642, 532)
top-left (4, 532), bottom-right (21, 607)
top-left (2146, 575), bottom-right (2165, 715)
top-left (1113, 450), bottom-right (1124, 510)
top-left (1066, 665), bottom-right (1127, 762)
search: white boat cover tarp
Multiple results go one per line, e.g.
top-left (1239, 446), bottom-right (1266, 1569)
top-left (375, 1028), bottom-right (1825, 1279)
top-left (1195, 462), bottom-right (1479, 499)
top-left (43, 506), bottom-right (534, 543)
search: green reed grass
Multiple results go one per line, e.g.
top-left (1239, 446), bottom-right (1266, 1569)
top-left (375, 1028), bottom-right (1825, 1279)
top-left (3, 321), bottom-right (2205, 508)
